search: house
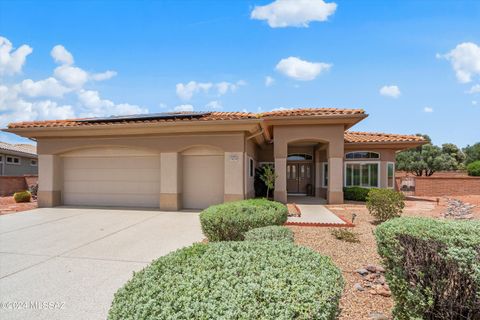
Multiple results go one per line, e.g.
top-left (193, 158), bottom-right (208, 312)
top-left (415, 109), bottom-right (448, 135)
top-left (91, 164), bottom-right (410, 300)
top-left (0, 141), bottom-right (38, 176)
top-left (3, 108), bottom-right (425, 209)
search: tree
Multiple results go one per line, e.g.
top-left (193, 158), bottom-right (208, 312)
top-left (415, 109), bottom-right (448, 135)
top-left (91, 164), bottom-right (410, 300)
top-left (442, 143), bottom-right (465, 166)
top-left (260, 164), bottom-right (277, 199)
top-left (396, 143), bottom-right (457, 176)
top-left (463, 143), bottom-right (480, 165)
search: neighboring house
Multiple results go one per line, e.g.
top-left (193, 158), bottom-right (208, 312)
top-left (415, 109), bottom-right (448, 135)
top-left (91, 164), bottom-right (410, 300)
top-left (0, 141), bottom-right (38, 176)
top-left (4, 108), bottom-right (425, 209)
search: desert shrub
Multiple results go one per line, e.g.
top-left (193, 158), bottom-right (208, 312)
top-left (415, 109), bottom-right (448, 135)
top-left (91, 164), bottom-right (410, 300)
top-left (200, 199), bottom-right (288, 241)
top-left (331, 228), bottom-right (360, 243)
top-left (366, 189), bottom-right (404, 222)
top-left (108, 241), bottom-right (344, 320)
top-left (244, 226), bottom-right (294, 242)
top-left (13, 190), bottom-right (31, 203)
top-left (375, 217), bottom-right (480, 319)
top-left (467, 160), bottom-right (480, 176)
top-left (343, 186), bottom-right (371, 201)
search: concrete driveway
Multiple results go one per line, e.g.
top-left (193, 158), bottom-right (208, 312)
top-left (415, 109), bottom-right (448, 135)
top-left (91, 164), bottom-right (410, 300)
top-left (0, 207), bottom-right (203, 320)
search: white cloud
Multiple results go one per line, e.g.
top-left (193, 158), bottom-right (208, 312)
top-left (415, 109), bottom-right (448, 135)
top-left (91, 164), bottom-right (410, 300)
top-left (265, 76), bottom-right (275, 87)
top-left (251, 0), bottom-right (337, 28)
top-left (54, 64), bottom-right (89, 88)
top-left (91, 70), bottom-right (117, 81)
top-left (466, 84), bottom-right (480, 94)
top-left (379, 85), bottom-right (401, 98)
top-left (270, 107), bottom-right (291, 111)
top-left (77, 89), bottom-right (147, 117)
top-left (176, 80), bottom-right (245, 100)
top-left (205, 100), bottom-right (222, 110)
top-left (51, 45), bottom-right (74, 65)
top-left (275, 56), bottom-right (331, 81)
top-left (473, 100), bottom-right (478, 105)
top-left (174, 104), bottom-right (194, 112)
top-left (16, 77), bottom-right (71, 98)
top-left (0, 36), bottom-right (32, 76)
top-left (438, 42), bottom-right (480, 83)
top-left (216, 80), bottom-right (245, 95)
top-left (423, 107), bottom-right (433, 113)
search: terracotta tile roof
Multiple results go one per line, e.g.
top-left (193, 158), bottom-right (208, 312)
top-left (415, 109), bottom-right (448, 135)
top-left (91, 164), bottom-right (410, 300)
top-left (262, 108), bottom-right (365, 117)
top-left (0, 141), bottom-right (37, 155)
top-left (345, 131), bottom-right (426, 144)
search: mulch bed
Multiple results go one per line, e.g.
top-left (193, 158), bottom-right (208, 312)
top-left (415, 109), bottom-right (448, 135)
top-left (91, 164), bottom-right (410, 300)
top-left (0, 196), bottom-right (37, 215)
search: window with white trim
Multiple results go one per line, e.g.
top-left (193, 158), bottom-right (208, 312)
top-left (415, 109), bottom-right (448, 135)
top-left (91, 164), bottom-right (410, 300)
top-left (322, 162), bottom-right (328, 187)
top-left (30, 159), bottom-right (38, 167)
top-left (387, 162), bottom-right (395, 188)
top-left (6, 156), bottom-right (20, 165)
top-left (345, 151), bottom-right (380, 160)
top-left (345, 162), bottom-right (379, 188)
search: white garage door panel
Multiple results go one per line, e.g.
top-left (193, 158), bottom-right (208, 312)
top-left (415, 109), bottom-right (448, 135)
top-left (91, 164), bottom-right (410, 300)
top-left (182, 155), bottom-right (224, 210)
top-left (63, 155), bottom-right (160, 208)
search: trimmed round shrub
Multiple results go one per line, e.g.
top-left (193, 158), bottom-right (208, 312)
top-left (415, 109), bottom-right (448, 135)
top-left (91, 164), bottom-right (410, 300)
top-left (108, 241), bottom-right (344, 320)
top-left (200, 199), bottom-right (288, 241)
top-left (375, 217), bottom-right (480, 319)
top-left (467, 160), bottom-right (480, 176)
top-left (244, 225), bottom-right (294, 242)
top-left (343, 186), bottom-right (371, 201)
top-left (366, 188), bottom-right (404, 222)
top-left (13, 190), bottom-right (31, 203)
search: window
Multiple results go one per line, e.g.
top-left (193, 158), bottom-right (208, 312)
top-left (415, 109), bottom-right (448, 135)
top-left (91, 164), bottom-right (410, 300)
top-left (345, 152), bottom-right (380, 160)
top-left (322, 162), bottom-right (328, 187)
top-left (30, 159), bottom-right (38, 167)
top-left (387, 162), bottom-right (395, 188)
top-left (6, 156), bottom-right (20, 165)
top-left (345, 162), bottom-right (379, 187)
top-left (0, 155), bottom-right (2, 163)
top-left (249, 158), bottom-right (254, 177)
top-left (287, 153), bottom-right (313, 161)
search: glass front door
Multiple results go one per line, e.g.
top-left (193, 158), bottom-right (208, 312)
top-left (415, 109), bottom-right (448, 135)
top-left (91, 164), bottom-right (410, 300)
top-left (287, 162), bottom-right (312, 194)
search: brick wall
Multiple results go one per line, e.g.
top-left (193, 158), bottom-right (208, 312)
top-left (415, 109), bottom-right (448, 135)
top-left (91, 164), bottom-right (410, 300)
top-left (0, 175), bottom-right (38, 196)
top-left (396, 175), bottom-right (480, 197)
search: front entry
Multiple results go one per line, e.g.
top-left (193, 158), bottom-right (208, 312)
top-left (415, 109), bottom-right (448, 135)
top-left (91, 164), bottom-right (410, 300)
top-left (287, 162), bottom-right (313, 194)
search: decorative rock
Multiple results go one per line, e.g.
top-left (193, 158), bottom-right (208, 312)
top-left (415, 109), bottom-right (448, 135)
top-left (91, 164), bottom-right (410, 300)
top-left (366, 265), bottom-right (377, 272)
top-left (356, 268), bottom-right (369, 276)
top-left (376, 288), bottom-right (392, 297)
top-left (365, 273), bottom-right (378, 282)
top-left (353, 283), bottom-right (364, 291)
top-left (376, 265), bottom-right (385, 273)
top-left (375, 275), bottom-right (386, 285)
top-left (369, 311), bottom-right (389, 320)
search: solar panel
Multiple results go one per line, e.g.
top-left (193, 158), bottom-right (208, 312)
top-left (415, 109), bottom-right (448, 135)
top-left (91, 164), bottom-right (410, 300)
top-left (75, 112), bottom-right (211, 122)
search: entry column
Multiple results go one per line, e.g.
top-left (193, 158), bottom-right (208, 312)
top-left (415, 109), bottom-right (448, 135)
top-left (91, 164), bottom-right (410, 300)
top-left (273, 139), bottom-right (287, 203)
top-left (160, 152), bottom-right (182, 210)
top-left (38, 154), bottom-right (63, 207)
top-left (327, 141), bottom-right (344, 204)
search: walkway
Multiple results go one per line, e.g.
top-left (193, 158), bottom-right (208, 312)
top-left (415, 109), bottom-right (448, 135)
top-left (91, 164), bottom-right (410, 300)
top-left (286, 196), bottom-right (353, 227)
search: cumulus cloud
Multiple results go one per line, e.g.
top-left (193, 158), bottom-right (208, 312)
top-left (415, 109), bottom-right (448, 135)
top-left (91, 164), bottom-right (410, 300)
top-left (251, 0), bottom-right (337, 28)
top-left (176, 80), bottom-right (245, 100)
top-left (423, 107), bottom-right (434, 113)
top-left (466, 84), bottom-right (480, 94)
top-left (275, 56), bottom-right (331, 81)
top-left (77, 89), bottom-right (147, 117)
top-left (16, 77), bottom-right (71, 98)
top-left (54, 64), bottom-right (89, 88)
top-left (174, 104), bottom-right (194, 112)
top-left (90, 70), bottom-right (117, 81)
top-left (205, 100), bottom-right (222, 110)
top-left (51, 45), bottom-right (74, 65)
top-left (265, 76), bottom-right (275, 87)
top-left (0, 36), bottom-right (32, 76)
top-left (437, 42), bottom-right (480, 83)
top-left (379, 85), bottom-right (401, 98)
top-left (473, 100), bottom-right (478, 105)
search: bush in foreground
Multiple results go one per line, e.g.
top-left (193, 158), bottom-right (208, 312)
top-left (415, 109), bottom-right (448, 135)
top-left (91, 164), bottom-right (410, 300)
top-left (200, 199), bottom-right (288, 241)
top-left (330, 228), bottom-right (360, 243)
top-left (108, 241), bottom-right (344, 320)
top-left (467, 160), bottom-right (480, 176)
top-left (343, 186), bottom-right (371, 201)
top-left (366, 188), bottom-right (404, 222)
top-left (244, 226), bottom-right (293, 242)
top-left (375, 217), bottom-right (480, 319)
top-left (13, 190), bottom-right (31, 203)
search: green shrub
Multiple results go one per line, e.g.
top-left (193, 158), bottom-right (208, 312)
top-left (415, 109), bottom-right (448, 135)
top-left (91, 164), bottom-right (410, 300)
top-left (375, 217), bottom-right (480, 320)
top-left (244, 226), bottom-right (294, 242)
top-left (466, 160), bottom-right (480, 176)
top-left (330, 228), bottom-right (360, 243)
top-left (108, 241), bottom-right (344, 320)
top-left (13, 190), bottom-right (31, 203)
top-left (200, 199), bottom-right (288, 241)
top-left (366, 189), bottom-right (404, 222)
top-left (343, 186), bottom-right (371, 201)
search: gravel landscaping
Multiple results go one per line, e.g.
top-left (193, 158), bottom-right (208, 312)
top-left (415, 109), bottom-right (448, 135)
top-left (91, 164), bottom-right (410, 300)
top-left (0, 196), bottom-right (37, 215)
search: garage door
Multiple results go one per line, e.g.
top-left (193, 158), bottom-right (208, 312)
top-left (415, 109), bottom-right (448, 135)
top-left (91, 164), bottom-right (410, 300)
top-left (182, 147), bottom-right (224, 210)
top-left (62, 147), bottom-right (160, 208)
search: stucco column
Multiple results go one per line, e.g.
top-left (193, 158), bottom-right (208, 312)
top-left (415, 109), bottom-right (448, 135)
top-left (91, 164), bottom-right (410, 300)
top-left (327, 141), bottom-right (344, 204)
top-left (224, 152), bottom-right (244, 202)
top-left (274, 139), bottom-right (287, 203)
top-left (160, 152), bottom-right (182, 210)
top-left (38, 154), bottom-right (63, 207)
top-left (314, 149), bottom-right (321, 197)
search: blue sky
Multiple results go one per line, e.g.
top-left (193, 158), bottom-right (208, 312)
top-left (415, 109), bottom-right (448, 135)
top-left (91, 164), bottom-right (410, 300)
top-left (0, 0), bottom-right (479, 147)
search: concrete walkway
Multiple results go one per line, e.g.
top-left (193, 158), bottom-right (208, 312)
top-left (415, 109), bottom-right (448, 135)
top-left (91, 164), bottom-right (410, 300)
top-left (287, 196), bottom-right (348, 225)
top-left (0, 207), bottom-right (203, 320)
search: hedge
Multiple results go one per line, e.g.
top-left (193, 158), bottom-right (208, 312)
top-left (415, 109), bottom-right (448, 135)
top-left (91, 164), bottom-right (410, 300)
top-left (375, 217), bottom-right (480, 319)
top-left (467, 160), bottom-right (480, 176)
top-left (366, 188), bottom-right (405, 222)
top-left (199, 199), bottom-right (288, 241)
top-left (343, 186), bottom-right (371, 201)
top-left (13, 190), bottom-right (31, 203)
top-left (108, 241), bottom-right (344, 320)
top-left (244, 226), bottom-right (294, 242)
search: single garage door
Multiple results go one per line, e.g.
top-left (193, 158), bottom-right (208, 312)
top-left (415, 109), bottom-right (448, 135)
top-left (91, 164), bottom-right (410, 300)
top-left (62, 147), bottom-right (160, 208)
top-left (182, 147), bottom-right (224, 210)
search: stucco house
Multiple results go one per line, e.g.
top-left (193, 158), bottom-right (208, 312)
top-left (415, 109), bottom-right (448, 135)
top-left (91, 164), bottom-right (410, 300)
top-left (0, 141), bottom-right (38, 176)
top-left (4, 108), bottom-right (425, 210)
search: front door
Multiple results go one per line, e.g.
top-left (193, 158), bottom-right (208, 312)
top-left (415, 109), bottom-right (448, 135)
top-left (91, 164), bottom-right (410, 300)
top-left (287, 162), bottom-right (312, 194)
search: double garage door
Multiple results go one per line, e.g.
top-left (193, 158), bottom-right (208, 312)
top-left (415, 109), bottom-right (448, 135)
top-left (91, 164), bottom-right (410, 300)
top-left (62, 147), bottom-right (224, 209)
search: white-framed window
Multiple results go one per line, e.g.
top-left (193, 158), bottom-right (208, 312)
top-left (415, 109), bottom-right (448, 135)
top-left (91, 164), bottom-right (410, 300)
top-left (287, 153), bottom-right (313, 161)
top-left (344, 162), bottom-right (380, 188)
top-left (248, 157), bottom-right (254, 177)
top-left (322, 162), bottom-right (328, 187)
top-left (30, 159), bottom-right (38, 167)
top-left (345, 151), bottom-right (380, 160)
top-left (387, 162), bottom-right (395, 188)
top-left (6, 156), bottom-right (21, 165)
